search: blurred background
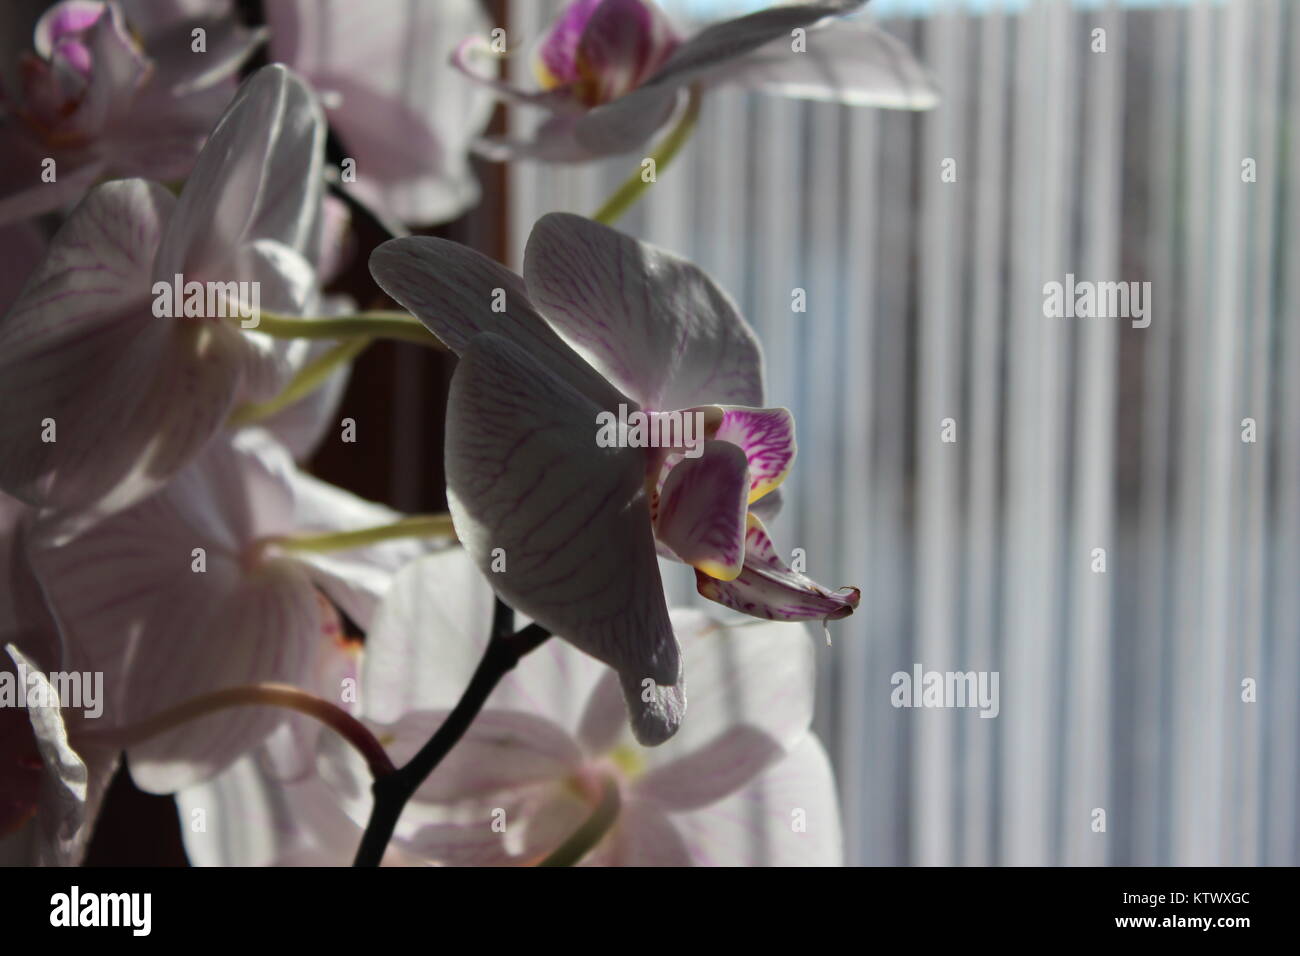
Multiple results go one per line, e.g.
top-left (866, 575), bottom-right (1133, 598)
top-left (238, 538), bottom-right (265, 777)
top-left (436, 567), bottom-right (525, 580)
top-left (89, 0), bottom-right (1300, 866)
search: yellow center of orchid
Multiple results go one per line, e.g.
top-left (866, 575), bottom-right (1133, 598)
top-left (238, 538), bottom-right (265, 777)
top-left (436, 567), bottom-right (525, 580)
top-left (608, 744), bottom-right (645, 781)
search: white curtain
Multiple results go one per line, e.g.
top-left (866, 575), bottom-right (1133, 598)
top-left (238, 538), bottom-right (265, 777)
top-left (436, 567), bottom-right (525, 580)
top-left (506, 0), bottom-right (1299, 866)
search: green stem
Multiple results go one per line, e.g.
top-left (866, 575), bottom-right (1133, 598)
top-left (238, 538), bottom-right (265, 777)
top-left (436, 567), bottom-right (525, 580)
top-left (230, 336), bottom-right (372, 426)
top-left (591, 84), bottom-right (703, 225)
top-left (537, 777), bottom-right (622, 866)
top-left (272, 514), bottom-right (456, 555)
top-left (245, 310), bottom-right (443, 348)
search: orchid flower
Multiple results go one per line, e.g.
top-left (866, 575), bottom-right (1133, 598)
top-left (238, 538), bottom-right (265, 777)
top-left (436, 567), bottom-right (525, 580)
top-left (370, 212), bottom-right (859, 745)
top-left (0, 0), bottom-right (263, 225)
top-left (267, 0), bottom-right (496, 227)
top-left (455, 0), bottom-right (937, 161)
top-left (25, 429), bottom-right (436, 794)
top-left (0, 64), bottom-right (327, 531)
top-left (315, 551), bottom-right (842, 866)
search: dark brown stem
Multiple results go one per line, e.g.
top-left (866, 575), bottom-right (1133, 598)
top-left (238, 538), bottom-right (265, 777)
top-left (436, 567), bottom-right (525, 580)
top-left (351, 606), bottom-right (550, 867)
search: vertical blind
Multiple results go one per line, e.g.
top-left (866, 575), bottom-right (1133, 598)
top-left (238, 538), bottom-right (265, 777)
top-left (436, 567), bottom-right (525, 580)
top-left (505, 0), bottom-right (1299, 865)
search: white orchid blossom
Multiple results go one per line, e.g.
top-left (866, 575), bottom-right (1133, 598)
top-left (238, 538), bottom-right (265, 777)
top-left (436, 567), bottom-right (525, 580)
top-left (0, 2), bottom-right (880, 870)
top-left (370, 212), bottom-right (859, 745)
top-left (0, 64), bottom-right (327, 531)
top-left (0, 0), bottom-right (263, 225)
top-left (180, 550), bottom-right (842, 866)
top-left (26, 429), bottom-right (435, 794)
top-left (455, 0), bottom-right (938, 161)
top-left (350, 550), bottom-right (842, 865)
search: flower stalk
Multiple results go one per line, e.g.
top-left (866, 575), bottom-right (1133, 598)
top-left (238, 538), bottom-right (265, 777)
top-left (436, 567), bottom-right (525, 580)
top-left (272, 514), bottom-right (456, 555)
top-left (230, 335), bottom-right (372, 426)
top-left (96, 683), bottom-right (396, 779)
top-left (537, 777), bottom-right (621, 867)
top-left (591, 84), bottom-right (702, 225)
top-left (245, 310), bottom-right (444, 348)
top-left (352, 604), bottom-right (552, 867)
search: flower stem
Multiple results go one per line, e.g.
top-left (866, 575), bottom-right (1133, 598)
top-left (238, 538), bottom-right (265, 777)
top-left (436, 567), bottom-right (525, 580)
top-left (591, 84), bottom-right (702, 225)
top-left (537, 777), bottom-right (621, 866)
top-left (229, 335), bottom-right (372, 426)
top-left (97, 683), bottom-right (395, 779)
top-left (352, 609), bottom-right (551, 867)
top-left (272, 514), bottom-right (456, 555)
top-left (245, 310), bottom-right (444, 348)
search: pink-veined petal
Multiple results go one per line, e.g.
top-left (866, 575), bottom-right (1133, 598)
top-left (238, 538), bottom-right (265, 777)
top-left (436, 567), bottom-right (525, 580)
top-left (446, 333), bottom-right (683, 745)
top-left (711, 405), bottom-right (795, 503)
top-left (524, 212), bottom-right (764, 410)
top-left (696, 513), bottom-right (861, 622)
top-left (655, 439), bottom-right (749, 581)
top-left (120, 557), bottom-right (326, 793)
top-left (369, 235), bottom-right (624, 407)
top-left (28, 436), bottom-right (326, 791)
top-left (0, 179), bottom-right (183, 516)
